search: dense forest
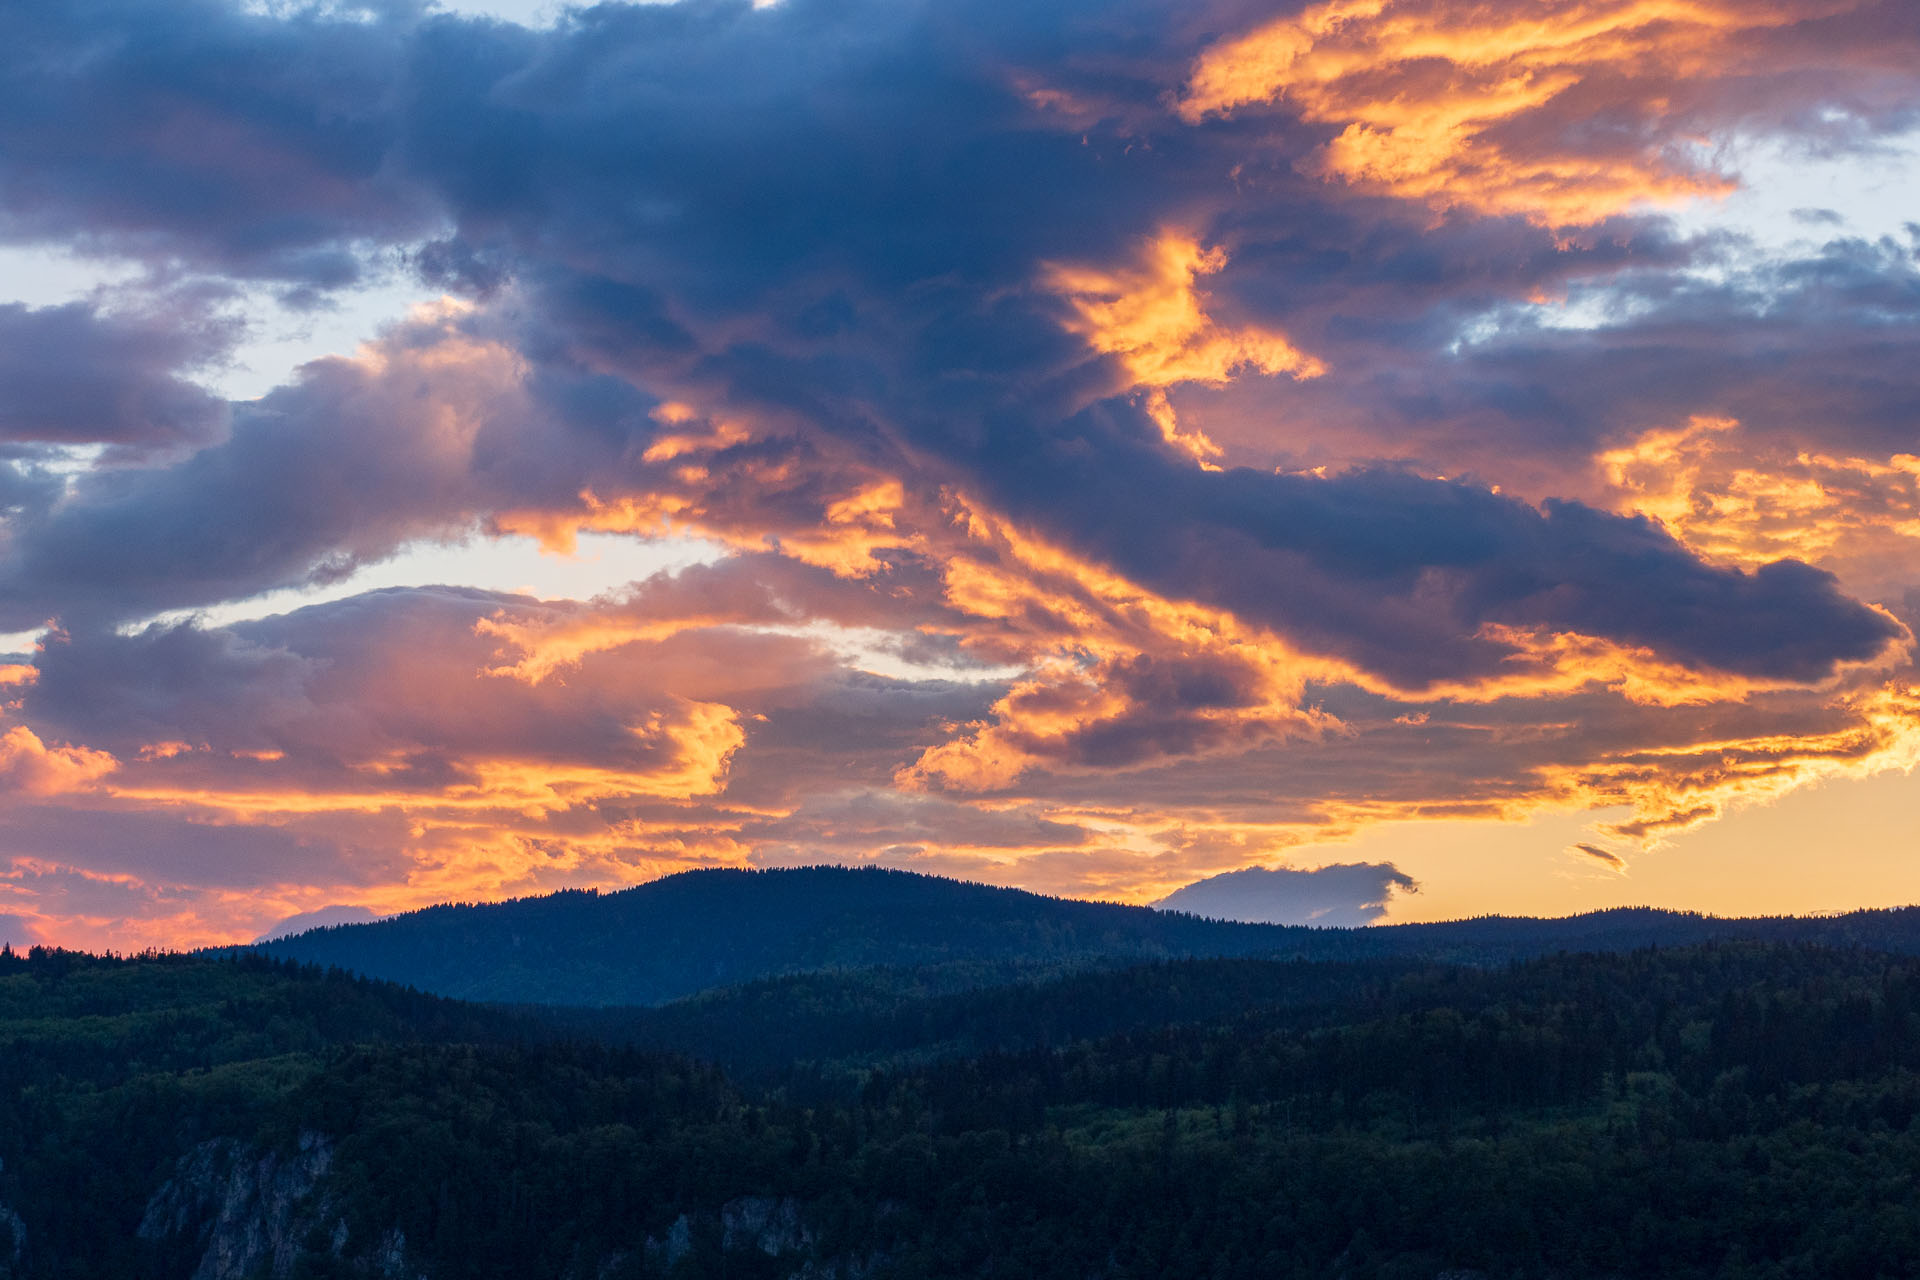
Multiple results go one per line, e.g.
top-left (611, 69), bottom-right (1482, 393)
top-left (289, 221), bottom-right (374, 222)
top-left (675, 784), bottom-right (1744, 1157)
top-left (7, 931), bottom-right (1920, 1278)
top-left (253, 865), bottom-right (1920, 1005)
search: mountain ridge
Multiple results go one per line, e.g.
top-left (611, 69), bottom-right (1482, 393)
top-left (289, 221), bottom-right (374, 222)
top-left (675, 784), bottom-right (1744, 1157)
top-left (250, 865), bottom-right (1920, 1007)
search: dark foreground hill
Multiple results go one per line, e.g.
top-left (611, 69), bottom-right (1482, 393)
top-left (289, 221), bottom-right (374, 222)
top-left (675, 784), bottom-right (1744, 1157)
top-left (253, 864), bottom-right (1920, 1005)
top-left (9, 941), bottom-right (1920, 1278)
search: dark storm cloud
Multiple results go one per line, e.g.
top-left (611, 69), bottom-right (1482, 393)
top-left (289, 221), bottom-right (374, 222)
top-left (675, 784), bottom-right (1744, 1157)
top-left (969, 422), bottom-right (1904, 686)
top-left (0, 0), bottom-right (1905, 688)
top-left (0, 0), bottom-right (435, 285)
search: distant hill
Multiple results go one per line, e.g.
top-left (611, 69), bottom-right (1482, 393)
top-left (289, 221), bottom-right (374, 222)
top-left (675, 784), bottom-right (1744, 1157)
top-left (251, 865), bottom-right (1920, 1006)
top-left (252, 867), bottom-right (1302, 1005)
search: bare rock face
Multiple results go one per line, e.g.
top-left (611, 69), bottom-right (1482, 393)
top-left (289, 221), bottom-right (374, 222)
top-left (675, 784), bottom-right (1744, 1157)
top-left (138, 1139), bottom-right (864, 1280)
top-left (137, 1134), bottom-right (419, 1280)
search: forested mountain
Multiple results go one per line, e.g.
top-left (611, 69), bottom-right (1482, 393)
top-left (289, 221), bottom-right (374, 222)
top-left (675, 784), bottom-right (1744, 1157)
top-left (251, 867), bottom-right (1301, 1005)
top-left (549, 955), bottom-right (1435, 1083)
top-left (8, 940), bottom-right (1920, 1278)
top-left (253, 865), bottom-right (1920, 1005)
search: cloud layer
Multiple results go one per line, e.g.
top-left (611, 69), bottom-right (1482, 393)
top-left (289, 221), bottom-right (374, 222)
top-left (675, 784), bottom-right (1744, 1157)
top-left (0, 0), bottom-right (1916, 947)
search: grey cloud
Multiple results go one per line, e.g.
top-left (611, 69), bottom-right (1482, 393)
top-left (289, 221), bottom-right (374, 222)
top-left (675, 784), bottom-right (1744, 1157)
top-left (0, 0), bottom-right (436, 285)
top-left (745, 790), bottom-right (1090, 862)
top-left (0, 803), bottom-right (376, 890)
top-left (1570, 843), bottom-right (1628, 871)
top-left (0, 310), bottom-right (627, 629)
top-left (981, 436), bottom-right (1903, 686)
top-left (0, 0), bottom-right (1906, 690)
top-left (0, 301), bottom-right (232, 452)
top-left (1155, 862), bottom-right (1417, 927)
top-left (255, 903), bottom-right (381, 941)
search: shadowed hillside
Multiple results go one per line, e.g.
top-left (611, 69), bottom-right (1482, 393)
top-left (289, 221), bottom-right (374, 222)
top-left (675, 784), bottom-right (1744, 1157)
top-left (253, 867), bottom-right (1303, 1005)
top-left (252, 866), bottom-right (1920, 1006)
top-left (12, 940), bottom-right (1920, 1277)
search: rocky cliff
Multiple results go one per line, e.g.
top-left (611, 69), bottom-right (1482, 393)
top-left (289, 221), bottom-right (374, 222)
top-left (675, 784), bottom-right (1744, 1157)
top-left (138, 1133), bottom-right (419, 1280)
top-left (135, 1137), bottom-right (880, 1280)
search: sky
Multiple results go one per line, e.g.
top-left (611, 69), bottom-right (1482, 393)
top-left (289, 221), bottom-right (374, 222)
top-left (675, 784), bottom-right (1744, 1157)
top-left (1, 0), bottom-right (1919, 950)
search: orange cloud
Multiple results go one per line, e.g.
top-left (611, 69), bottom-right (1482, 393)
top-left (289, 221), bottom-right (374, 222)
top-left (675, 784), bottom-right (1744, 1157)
top-left (890, 490), bottom-right (1920, 876)
top-left (0, 725), bottom-right (117, 798)
top-left (899, 497), bottom-right (1347, 789)
top-left (1420, 621), bottom-right (1902, 708)
top-left (110, 701), bottom-right (744, 820)
top-left (495, 438), bottom-right (917, 578)
top-left (1536, 682), bottom-right (1920, 848)
top-left (478, 609), bottom-right (735, 685)
top-left (1046, 232), bottom-right (1324, 464)
top-left (10, 375), bottom-right (1915, 947)
top-left (1048, 232), bottom-right (1325, 389)
top-left (1600, 416), bottom-right (1920, 596)
top-left (1176, 0), bottom-right (1846, 224)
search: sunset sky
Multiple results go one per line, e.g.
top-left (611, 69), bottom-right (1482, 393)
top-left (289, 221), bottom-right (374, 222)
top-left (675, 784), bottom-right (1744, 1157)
top-left (3, 0), bottom-right (1919, 950)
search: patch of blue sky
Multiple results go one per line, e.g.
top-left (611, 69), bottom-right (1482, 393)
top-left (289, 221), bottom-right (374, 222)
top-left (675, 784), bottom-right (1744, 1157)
top-left (122, 529), bottom-right (728, 634)
top-left (1469, 127), bottom-right (1920, 342)
top-left (0, 245), bottom-right (728, 641)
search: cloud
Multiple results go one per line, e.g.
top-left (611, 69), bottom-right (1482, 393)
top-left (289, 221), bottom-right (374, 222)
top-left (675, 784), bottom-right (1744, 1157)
top-left (0, 2), bottom-right (1901, 686)
top-left (0, 0), bottom-right (1915, 946)
top-left (0, 725), bottom-right (116, 798)
top-left (1046, 231), bottom-right (1325, 462)
top-left (255, 903), bottom-right (381, 942)
top-left (1598, 414), bottom-right (1920, 597)
top-left (1176, 0), bottom-right (1920, 225)
top-left (0, 0), bottom-right (436, 285)
top-left (26, 586), bottom-right (753, 814)
top-left (0, 300), bottom-right (233, 453)
top-left (1155, 861), bottom-right (1417, 927)
top-left (1569, 842), bottom-right (1628, 873)
top-left (0, 305), bottom-right (539, 629)
top-left (7, 578), bottom-right (991, 922)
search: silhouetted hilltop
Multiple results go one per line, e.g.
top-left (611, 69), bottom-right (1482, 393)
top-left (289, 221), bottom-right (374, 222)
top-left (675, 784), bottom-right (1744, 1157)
top-left (253, 867), bottom-right (1296, 1005)
top-left (251, 866), bottom-right (1920, 1006)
